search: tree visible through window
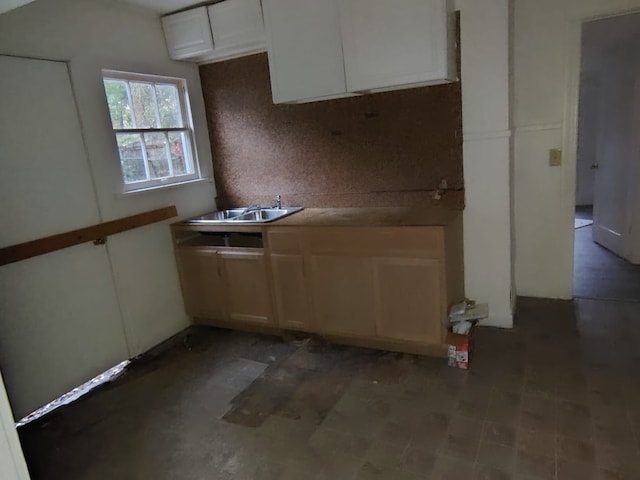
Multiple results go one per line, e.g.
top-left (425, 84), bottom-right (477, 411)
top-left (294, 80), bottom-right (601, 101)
top-left (102, 70), bottom-right (199, 191)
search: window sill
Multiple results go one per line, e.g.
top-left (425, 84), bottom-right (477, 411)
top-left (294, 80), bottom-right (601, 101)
top-left (118, 178), bottom-right (212, 197)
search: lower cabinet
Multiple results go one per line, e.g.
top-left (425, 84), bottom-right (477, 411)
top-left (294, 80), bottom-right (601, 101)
top-left (269, 254), bottom-right (310, 330)
top-left (372, 256), bottom-right (444, 344)
top-left (308, 254), bottom-right (376, 337)
top-left (175, 246), bottom-right (273, 327)
top-left (219, 250), bottom-right (273, 325)
top-left (175, 248), bottom-right (225, 320)
top-left (174, 219), bottom-right (464, 356)
top-left (266, 225), bottom-right (462, 352)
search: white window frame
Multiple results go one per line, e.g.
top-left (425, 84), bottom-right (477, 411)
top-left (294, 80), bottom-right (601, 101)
top-left (102, 69), bottom-right (201, 193)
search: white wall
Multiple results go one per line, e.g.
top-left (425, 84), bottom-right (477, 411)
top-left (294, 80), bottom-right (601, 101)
top-left (457, 0), bottom-right (514, 327)
top-left (0, 0), bottom-right (216, 386)
top-left (0, 374), bottom-right (29, 480)
top-left (513, 0), bottom-right (640, 299)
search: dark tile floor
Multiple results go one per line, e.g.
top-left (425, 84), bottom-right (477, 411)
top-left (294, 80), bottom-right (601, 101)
top-left (18, 298), bottom-right (640, 480)
top-left (574, 207), bottom-right (640, 301)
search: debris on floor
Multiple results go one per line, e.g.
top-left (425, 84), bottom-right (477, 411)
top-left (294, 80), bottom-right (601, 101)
top-left (447, 300), bottom-right (488, 369)
top-left (16, 300), bottom-right (640, 480)
top-left (16, 360), bottom-right (130, 427)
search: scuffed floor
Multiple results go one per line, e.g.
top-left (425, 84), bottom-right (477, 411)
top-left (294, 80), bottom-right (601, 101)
top-left (574, 207), bottom-right (640, 301)
top-left (18, 297), bottom-right (640, 479)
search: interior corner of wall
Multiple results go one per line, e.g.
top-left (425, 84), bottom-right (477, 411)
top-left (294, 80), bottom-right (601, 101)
top-left (479, 311), bottom-right (514, 329)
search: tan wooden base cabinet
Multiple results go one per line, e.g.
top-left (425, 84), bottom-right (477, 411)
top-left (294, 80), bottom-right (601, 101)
top-left (172, 217), bottom-right (463, 357)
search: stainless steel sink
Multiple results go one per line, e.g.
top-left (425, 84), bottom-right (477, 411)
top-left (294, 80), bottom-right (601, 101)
top-left (185, 207), bottom-right (303, 224)
top-left (230, 208), bottom-right (299, 222)
top-left (187, 209), bottom-right (246, 222)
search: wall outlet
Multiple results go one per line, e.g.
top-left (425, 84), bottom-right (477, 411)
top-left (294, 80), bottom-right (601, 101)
top-left (549, 149), bottom-right (562, 167)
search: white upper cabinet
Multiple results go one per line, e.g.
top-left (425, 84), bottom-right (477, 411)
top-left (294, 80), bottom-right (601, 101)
top-left (207, 0), bottom-right (266, 60)
top-left (339, 0), bottom-right (457, 93)
top-left (262, 0), bottom-right (355, 104)
top-left (162, 0), bottom-right (266, 63)
top-left (162, 7), bottom-right (215, 60)
top-left (261, 0), bottom-right (457, 103)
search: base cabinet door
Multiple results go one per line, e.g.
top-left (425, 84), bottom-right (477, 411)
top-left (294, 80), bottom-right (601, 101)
top-left (219, 251), bottom-right (273, 325)
top-left (372, 257), bottom-right (444, 344)
top-left (309, 255), bottom-right (375, 337)
top-left (175, 248), bottom-right (225, 321)
top-left (270, 254), bottom-right (311, 330)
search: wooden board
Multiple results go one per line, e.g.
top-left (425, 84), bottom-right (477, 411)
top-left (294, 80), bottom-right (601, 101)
top-left (0, 206), bottom-right (177, 267)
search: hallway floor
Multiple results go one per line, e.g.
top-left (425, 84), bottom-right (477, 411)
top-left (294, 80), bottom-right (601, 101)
top-left (18, 298), bottom-right (640, 480)
top-left (574, 207), bottom-right (640, 301)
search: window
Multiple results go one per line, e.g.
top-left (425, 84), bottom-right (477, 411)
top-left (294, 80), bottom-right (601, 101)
top-left (102, 70), bottom-right (200, 192)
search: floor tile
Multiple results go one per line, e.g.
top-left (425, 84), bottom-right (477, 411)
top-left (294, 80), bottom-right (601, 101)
top-left (483, 422), bottom-right (517, 447)
top-left (515, 450), bottom-right (556, 479)
top-left (17, 298), bottom-right (640, 480)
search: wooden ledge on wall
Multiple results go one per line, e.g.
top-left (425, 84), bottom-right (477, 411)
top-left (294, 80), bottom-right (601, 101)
top-left (0, 206), bottom-right (178, 267)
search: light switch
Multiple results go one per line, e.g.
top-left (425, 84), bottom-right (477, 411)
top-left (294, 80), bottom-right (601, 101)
top-left (549, 149), bottom-right (562, 167)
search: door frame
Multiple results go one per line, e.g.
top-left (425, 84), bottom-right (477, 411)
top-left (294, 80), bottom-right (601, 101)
top-left (624, 77), bottom-right (640, 263)
top-left (563, 7), bottom-right (640, 295)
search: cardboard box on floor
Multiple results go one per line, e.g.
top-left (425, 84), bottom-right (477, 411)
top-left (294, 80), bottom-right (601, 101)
top-left (446, 302), bottom-right (487, 369)
top-left (446, 325), bottom-right (475, 370)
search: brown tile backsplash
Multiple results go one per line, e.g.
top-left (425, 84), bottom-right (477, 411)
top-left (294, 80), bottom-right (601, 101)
top-left (199, 53), bottom-right (463, 209)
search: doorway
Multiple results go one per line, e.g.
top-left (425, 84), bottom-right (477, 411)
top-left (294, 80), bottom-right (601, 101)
top-left (573, 13), bottom-right (640, 301)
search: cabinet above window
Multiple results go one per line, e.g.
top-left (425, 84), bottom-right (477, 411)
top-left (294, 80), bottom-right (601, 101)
top-left (161, 0), bottom-right (266, 63)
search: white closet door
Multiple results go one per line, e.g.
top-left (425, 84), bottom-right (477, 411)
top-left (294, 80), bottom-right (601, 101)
top-left (0, 55), bottom-right (128, 420)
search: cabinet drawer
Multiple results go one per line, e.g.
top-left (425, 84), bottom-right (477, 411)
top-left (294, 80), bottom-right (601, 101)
top-left (267, 228), bottom-right (304, 254)
top-left (305, 227), bottom-right (444, 256)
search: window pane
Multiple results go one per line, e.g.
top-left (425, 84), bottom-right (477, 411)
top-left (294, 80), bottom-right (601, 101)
top-left (144, 132), bottom-right (170, 179)
top-left (104, 79), bottom-right (133, 129)
top-left (156, 84), bottom-right (183, 128)
top-left (130, 82), bottom-right (159, 128)
top-left (116, 133), bottom-right (147, 183)
top-left (168, 132), bottom-right (193, 176)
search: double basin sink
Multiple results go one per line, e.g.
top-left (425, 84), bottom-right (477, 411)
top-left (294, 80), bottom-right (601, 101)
top-left (186, 206), bottom-right (303, 224)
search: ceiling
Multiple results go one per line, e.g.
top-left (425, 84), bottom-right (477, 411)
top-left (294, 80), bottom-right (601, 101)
top-left (0, 0), bottom-right (36, 15)
top-left (0, 0), bottom-right (210, 16)
top-left (116, 0), bottom-right (209, 15)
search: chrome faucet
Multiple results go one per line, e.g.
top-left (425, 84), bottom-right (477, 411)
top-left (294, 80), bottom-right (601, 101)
top-left (242, 204), bottom-right (262, 214)
top-left (274, 195), bottom-right (282, 209)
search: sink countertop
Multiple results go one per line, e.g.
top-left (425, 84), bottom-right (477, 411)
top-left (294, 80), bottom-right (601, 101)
top-left (174, 207), bottom-right (462, 230)
top-left (251, 206), bottom-right (460, 227)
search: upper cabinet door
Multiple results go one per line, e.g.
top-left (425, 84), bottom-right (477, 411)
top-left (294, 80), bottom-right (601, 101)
top-left (208, 0), bottom-right (266, 58)
top-left (339, 0), bottom-right (456, 93)
top-left (262, 0), bottom-right (352, 104)
top-left (162, 7), bottom-right (214, 60)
